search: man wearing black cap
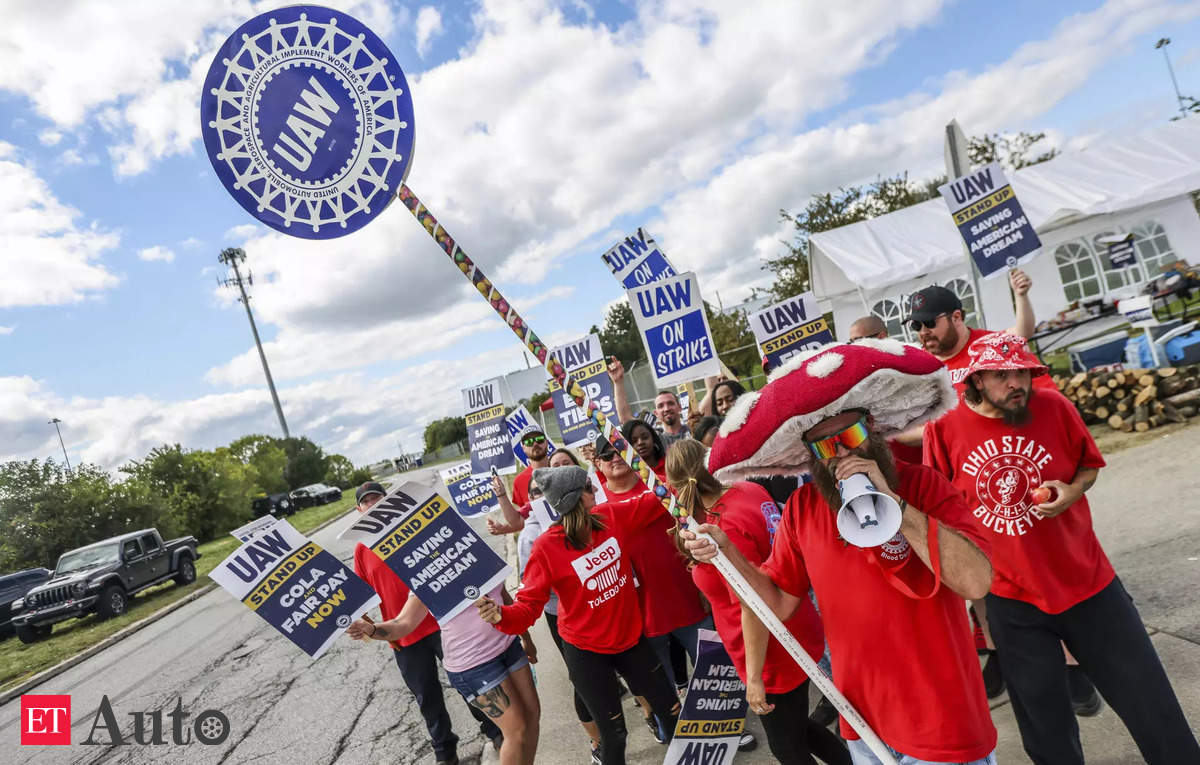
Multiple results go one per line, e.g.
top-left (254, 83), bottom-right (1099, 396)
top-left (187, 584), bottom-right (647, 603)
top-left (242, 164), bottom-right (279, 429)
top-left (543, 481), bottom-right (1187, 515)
top-left (511, 427), bottom-right (551, 507)
top-left (350, 482), bottom-right (503, 765)
top-left (905, 269), bottom-right (1040, 391)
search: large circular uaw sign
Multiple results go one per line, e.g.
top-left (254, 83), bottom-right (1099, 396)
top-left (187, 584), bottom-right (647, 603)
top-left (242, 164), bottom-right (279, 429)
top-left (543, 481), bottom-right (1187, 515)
top-left (200, 5), bottom-right (415, 238)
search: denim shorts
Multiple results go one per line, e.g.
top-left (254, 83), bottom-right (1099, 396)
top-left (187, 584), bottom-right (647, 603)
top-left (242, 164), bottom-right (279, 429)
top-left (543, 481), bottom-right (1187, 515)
top-left (848, 739), bottom-right (997, 765)
top-left (445, 639), bottom-right (528, 700)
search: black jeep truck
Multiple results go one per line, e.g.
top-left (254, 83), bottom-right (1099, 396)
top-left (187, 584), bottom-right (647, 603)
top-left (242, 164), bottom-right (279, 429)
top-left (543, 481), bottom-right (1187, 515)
top-left (12, 529), bottom-right (200, 643)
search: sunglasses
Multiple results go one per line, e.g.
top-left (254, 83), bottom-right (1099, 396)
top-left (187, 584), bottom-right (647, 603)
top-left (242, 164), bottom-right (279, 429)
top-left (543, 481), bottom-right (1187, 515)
top-left (804, 417), bottom-right (869, 460)
top-left (906, 313), bottom-right (947, 332)
top-left (521, 434), bottom-right (546, 446)
top-left (529, 487), bottom-right (544, 498)
top-left (595, 449), bottom-right (618, 462)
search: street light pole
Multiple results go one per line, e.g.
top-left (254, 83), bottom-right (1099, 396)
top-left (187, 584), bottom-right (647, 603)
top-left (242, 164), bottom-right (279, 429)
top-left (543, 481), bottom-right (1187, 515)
top-left (218, 248), bottom-right (291, 439)
top-left (48, 418), bottom-right (71, 472)
top-left (1156, 38), bottom-right (1188, 119)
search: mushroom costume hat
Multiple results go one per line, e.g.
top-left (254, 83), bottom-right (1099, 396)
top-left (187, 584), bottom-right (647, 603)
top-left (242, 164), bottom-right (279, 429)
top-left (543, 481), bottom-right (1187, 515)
top-left (707, 338), bottom-right (956, 481)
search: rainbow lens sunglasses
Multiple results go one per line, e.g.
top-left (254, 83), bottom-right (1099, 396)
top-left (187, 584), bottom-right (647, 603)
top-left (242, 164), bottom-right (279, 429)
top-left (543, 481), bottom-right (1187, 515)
top-left (804, 416), bottom-right (869, 459)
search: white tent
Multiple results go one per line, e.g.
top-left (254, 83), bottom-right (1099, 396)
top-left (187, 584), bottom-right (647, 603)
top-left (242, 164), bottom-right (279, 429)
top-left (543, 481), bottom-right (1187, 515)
top-left (810, 119), bottom-right (1200, 345)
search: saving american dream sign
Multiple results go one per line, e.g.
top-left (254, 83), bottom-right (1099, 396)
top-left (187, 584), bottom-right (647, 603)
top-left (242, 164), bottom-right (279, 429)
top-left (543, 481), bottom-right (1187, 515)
top-left (209, 519), bottom-right (379, 659)
top-left (629, 271), bottom-right (721, 388)
top-left (338, 482), bottom-right (510, 623)
top-left (200, 5), bottom-right (416, 239)
top-left (548, 334), bottom-right (617, 447)
top-left (463, 379), bottom-right (515, 479)
top-left (750, 291), bottom-right (834, 372)
top-left (663, 629), bottom-right (749, 765)
top-left (938, 162), bottom-right (1041, 278)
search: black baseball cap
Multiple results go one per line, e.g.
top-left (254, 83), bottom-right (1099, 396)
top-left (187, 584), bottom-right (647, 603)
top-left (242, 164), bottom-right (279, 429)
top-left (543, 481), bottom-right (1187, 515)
top-left (904, 286), bottom-right (962, 324)
top-left (593, 434), bottom-right (617, 459)
top-left (355, 481), bottom-right (387, 503)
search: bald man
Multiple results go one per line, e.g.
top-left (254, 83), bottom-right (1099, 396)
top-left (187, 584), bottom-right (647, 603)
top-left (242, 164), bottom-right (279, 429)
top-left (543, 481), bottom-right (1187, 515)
top-left (848, 315), bottom-right (888, 342)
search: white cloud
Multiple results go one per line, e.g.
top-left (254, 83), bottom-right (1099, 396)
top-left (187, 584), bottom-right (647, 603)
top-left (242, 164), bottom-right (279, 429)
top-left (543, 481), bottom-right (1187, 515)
top-left (57, 148), bottom-right (99, 167)
top-left (0, 142), bottom-right (119, 308)
top-left (137, 245), bottom-right (176, 263)
top-left (415, 6), bottom-right (444, 57)
top-left (38, 129), bottom-right (63, 146)
top-left (224, 223), bottom-right (261, 241)
top-left (180, 236), bottom-right (204, 249)
top-left (0, 326), bottom-right (14, 335)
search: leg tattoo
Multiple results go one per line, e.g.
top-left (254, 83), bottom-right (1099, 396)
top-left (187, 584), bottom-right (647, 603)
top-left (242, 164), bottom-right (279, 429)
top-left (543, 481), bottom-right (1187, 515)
top-left (471, 685), bottom-right (512, 719)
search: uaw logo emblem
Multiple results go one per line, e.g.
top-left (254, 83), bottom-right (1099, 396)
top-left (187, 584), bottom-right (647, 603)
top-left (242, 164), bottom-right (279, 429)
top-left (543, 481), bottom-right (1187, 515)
top-left (973, 453), bottom-right (1044, 536)
top-left (200, 5), bottom-right (416, 238)
top-left (571, 537), bottom-right (622, 592)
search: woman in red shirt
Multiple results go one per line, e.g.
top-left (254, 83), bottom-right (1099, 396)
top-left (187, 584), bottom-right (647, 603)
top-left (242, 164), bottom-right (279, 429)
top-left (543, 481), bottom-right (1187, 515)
top-left (666, 439), bottom-right (850, 765)
top-left (477, 465), bottom-right (680, 765)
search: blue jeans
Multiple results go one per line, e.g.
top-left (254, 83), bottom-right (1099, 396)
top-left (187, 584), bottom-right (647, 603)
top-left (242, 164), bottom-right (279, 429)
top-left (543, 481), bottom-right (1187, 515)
top-left (647, 614), bottom-right (713, 687)
top-left (848, 739), bottom-right (997, 765)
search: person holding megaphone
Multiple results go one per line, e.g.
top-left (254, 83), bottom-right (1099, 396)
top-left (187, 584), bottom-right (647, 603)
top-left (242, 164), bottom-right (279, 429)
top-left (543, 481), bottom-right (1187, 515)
top-left (682, 339), bottom-right (998, 765)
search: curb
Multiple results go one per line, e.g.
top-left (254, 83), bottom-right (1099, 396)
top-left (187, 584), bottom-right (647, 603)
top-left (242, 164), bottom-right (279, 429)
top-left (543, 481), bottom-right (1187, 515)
top-left (0, 506), bottom-right (357, 707)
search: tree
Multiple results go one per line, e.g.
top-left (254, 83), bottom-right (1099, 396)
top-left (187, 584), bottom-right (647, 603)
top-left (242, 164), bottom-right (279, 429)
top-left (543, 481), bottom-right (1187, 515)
top-left (592, 300), bottom-right (646, 367)
top-left (705, 303), bottom-right (758, 377)
top-left (228, 434), bottom-right (289, 495)
top-left (423, 416), bottom-right (467, 453)
top-left (280, 436), bottom-right (327, 489)
top-left (323, 454), bottom-right (355, 488)
top-left (967, 131), bottom-right (1059, 171)
top-left (524, 389), bottom-right (552, 412)
top-left (122, 445), bottom-right (257, 543)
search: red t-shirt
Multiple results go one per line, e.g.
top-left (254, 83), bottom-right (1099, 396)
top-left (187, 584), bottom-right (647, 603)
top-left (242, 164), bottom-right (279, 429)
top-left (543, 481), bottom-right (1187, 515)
top-left (607, 482), bottom-right (707, 637)
top-left (495, 492), bottom-right (667, 653)
top-left (762, 463), bottom-right (996, 762)
top-left (942, 328), bottom-right (1058, 394)
top-left (691, 482), bottom-right (824, 694)
top-left (924, 388), bottom-right (1113, 614)
top-left (889, 440), bottom-right (923, 465)
top-left (511, 465), bottom-right (535, 507)
top-left (649, 456), bottom-right (667, 482)
top-left (354, 543), bottom-right (439, 649)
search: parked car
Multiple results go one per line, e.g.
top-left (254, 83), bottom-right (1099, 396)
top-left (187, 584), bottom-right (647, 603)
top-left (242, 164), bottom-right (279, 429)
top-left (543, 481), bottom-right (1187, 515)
top-left (12, 529), bottom-right (200, 644)
top-left (0, 568), bottom-right (52, 638)
top-left (289, 483), bottom-right (343, 509)
top-left (251, 492), bottom-right (295, 518)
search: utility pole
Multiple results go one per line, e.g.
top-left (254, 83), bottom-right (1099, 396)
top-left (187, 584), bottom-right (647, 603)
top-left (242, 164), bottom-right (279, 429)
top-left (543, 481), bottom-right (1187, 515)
top-left (48, 418), bottom-right (71, 472)
top-left (218, 248), bottom-right (291, 439)
top-left (1155, 38), bottom-right (1189, 119)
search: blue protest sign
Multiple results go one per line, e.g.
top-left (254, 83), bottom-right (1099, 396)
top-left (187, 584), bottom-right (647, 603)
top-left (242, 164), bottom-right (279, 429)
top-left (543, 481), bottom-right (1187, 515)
top-left (630, 272), bottom-right (721, 387)
top-left (230, 514), bottom-right (279, 543)
top-left (464, 380), bottom-right (516, 479)
top-left (601, 228), bottom-right (678, 288)
top-left (210, 520), bottom-right (380, 659)
top-left (505, 404), bottom-right (556, 465)
top-left (938, 162), bottom-right (1041, 279)
top-left (200, 5), bottom-right (416, 239)
top-left (750, 292), bottom-right (835, 371)
top-left (663, 629), bottom-right (749, 765)
top-left (549, 334), bottom-right (617, 447)
top-left (337, 482), bottom-right (510, 623)
top-left (439, 461), bottom-right (499, 518)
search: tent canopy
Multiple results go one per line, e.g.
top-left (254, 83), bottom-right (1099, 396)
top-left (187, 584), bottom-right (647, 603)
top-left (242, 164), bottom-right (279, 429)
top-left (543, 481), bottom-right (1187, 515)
top-left (810, 119), bottom-right (1200, 293)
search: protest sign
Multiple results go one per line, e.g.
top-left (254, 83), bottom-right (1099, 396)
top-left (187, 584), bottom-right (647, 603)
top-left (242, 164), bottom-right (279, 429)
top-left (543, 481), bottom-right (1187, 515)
top-left (439, 461), bottom-right (499, 518)
top-left (938, 162), bottom-right (1041, 279)
top-left (505, 404), bottom-right (557, 465)
top-left (750, 292), bottom-right (835, 371)
top-left (337, 482), bottom-right (510, 623)
top-left (601, 228), bottom-right (678, 288)
top-left (209, 520), bottom-right (379, 659)
top-left (629, 271), bottom-right (721, 388)
top-left (230, 515), bottom-right (279, 543)
top-left (1105, 234), bottom-right (1137, 269)
top-left (549, 334), bottom-right (618, 447)
top-left (663, 629), bottom-right (749, 765)
top-left (464, 379), bottom-right (515, 479)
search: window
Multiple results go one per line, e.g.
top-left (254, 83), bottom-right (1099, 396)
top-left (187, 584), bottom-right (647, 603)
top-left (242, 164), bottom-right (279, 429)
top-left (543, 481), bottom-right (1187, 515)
top-left (941, 277), bottom-right (979, 327)
top-left (1131, 220), bottom-right (1176, 276)
top-left (870, 298), bottom-right (908, 341)
top-left (141, 534), bottom-right (160, 552)
top-left (1092, 230), bottom-right (1145, 291)
top-left (122, 539), bottom-right (142, 559)
top-left (1055, 242), bottom-right (1103, 302)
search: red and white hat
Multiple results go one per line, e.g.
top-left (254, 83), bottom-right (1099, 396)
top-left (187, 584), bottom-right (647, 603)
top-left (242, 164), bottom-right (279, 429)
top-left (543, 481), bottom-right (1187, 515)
top-left (964, 332), bottom-right (1048, 378)
top-left (707, 338), bottom-right (955, 481)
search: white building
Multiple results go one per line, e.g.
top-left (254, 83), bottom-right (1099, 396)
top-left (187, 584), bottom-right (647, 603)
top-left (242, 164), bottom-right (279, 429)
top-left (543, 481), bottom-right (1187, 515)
top-left (809, 119), bottom-right (1200, 345)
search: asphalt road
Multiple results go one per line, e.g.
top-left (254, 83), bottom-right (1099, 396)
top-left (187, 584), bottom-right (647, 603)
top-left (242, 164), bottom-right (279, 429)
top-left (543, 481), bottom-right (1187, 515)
top-left (3, 427), bottom-right (1200, 764)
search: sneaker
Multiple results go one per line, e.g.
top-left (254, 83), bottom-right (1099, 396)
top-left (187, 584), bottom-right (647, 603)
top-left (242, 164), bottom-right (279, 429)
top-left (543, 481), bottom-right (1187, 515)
top-left (590, 742), bottom-right (602, 765)
top-left (737, 732), bottom-right (757, 752)
top-left (982, 650), bottom-right (1005, 699)
top-left (1068, 665), bottom-right (1103, 717)
top-left (809, 696), bottom-right (838, 727)
top-left (435, 756), bottom-right (459, 765)
top-left (490, 733), bottom-right (504, 751)
top-left (644, 714), bottom-right (666, 744)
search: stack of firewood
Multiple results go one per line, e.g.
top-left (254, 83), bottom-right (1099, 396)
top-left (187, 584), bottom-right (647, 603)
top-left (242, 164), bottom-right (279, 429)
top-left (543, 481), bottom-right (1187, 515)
top-left (1054, 366), bottom-right (1200, 432)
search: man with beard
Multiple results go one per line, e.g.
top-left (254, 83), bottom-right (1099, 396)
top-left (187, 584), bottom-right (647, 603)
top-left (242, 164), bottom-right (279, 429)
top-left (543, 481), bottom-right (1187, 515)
top-left (510, 427), bottom-right (551, 507)
top-left (684, 340), bottom-right (998, 764)
top-left (653, 390), bottom-right (691, 445)
top-left (925, 334), bottom-right (1199, 765)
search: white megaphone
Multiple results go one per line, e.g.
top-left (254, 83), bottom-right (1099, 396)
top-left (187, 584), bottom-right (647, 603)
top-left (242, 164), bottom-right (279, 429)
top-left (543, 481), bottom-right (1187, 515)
top-left (836, 473), bottom-right (903, 548)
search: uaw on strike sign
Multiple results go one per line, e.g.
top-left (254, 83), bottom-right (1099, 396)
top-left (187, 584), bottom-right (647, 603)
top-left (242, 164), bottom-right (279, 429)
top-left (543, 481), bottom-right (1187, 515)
top-left (210, 520), bottom-right (379, 659)
top-left (938, 162), bottom-right (1041, 278)
top-left (339, 482), bottom-right (510, 623)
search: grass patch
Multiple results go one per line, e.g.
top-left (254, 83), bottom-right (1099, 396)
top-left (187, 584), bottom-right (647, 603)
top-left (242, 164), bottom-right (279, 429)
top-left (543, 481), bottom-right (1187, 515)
top-left (0, 490), bottom-right (358, 693)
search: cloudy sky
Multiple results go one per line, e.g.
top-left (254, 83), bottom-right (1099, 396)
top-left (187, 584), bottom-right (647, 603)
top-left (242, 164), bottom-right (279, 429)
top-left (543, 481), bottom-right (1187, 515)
top-left (2, 0), bottom-right (1199, 470)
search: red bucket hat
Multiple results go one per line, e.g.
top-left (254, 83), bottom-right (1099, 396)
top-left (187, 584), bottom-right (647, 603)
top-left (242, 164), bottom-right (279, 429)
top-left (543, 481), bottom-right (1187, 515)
top-left (707, 338), bottom-right (956, 481)
top-left (964, 332), bottom-right (1048, 378)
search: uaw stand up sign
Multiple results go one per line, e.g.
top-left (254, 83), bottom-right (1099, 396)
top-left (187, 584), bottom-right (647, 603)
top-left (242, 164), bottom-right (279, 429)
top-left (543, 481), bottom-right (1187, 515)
top-left (201, 5), bottom-right (415, 238)
top-left (200, 7), bottom-right (898, 761)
